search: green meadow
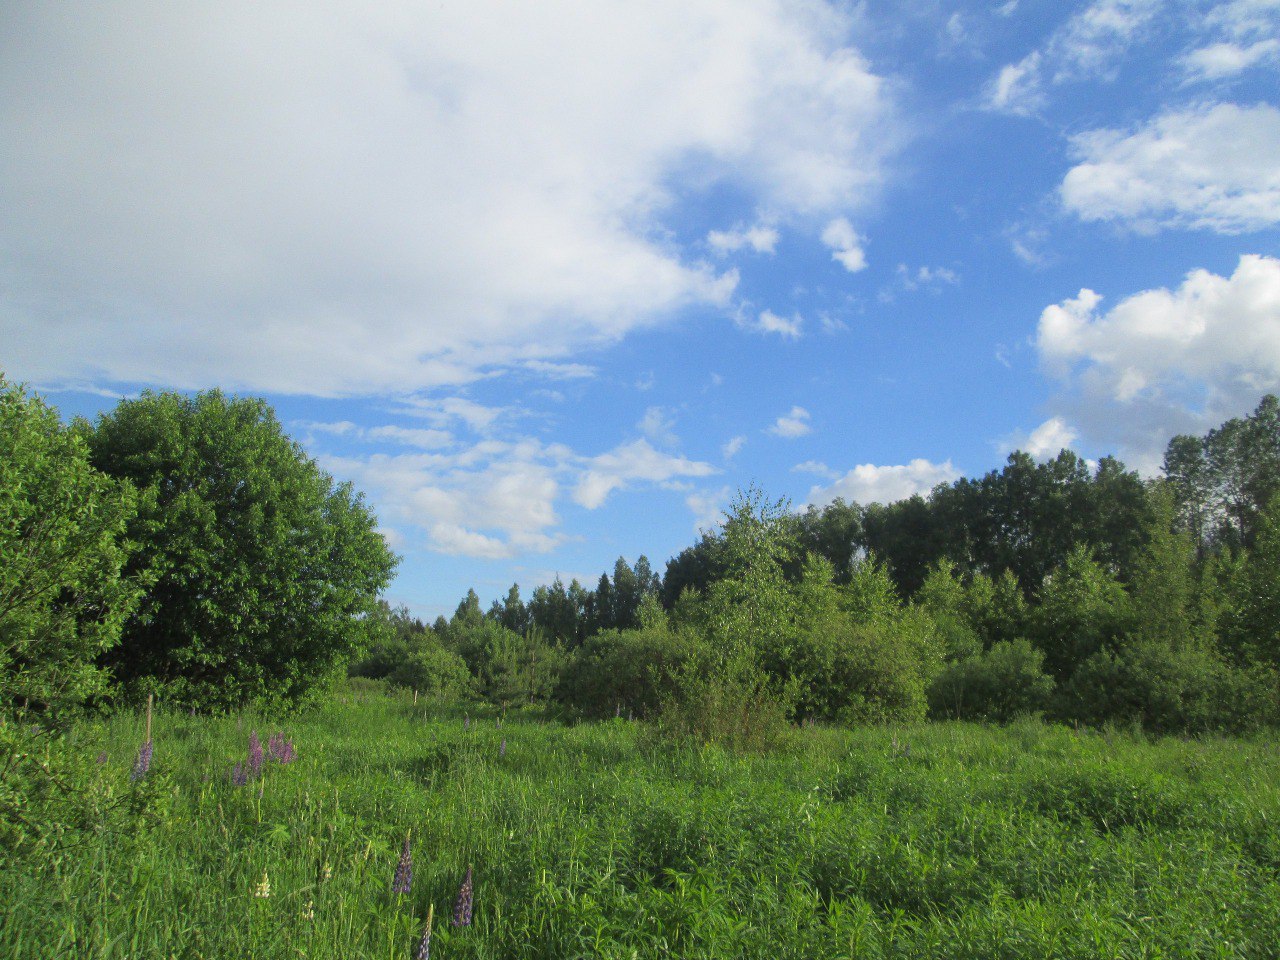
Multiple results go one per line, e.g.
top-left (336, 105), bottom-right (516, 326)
top-left (4, 686), bottom-right (1279, 960)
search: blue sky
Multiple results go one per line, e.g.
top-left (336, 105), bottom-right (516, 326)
top-left (4, 0), bottom-right (1280, 619)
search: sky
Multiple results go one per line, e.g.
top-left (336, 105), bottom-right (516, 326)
top-left (3, 0), bottom-right (1280, 619)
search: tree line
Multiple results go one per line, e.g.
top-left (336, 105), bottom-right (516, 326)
top-left (361, 396), bottom-right (1280, 743)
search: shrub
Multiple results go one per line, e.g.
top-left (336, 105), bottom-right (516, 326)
top-left (555, 624), bottom-right (695, 720)
top-left (927, 639), bottom-right (1055, 722)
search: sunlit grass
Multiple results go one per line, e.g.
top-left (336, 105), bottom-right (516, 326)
top-left (4, 689), bottom-right (1280, 958)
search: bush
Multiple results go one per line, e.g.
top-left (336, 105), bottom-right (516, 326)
top-left (556, 624), bottom-right (695, 720)
top-left (927, 639), bottom-right (1055, 722)
top-left (87, 390), bottom-right (398, 709)
top-left (386, 645), bottom-right (474, 701)
top-left (1058, 640), bottom-right (1277, 734)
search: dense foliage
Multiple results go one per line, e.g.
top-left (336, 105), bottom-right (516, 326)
top-left (0, 376), bottom-right (144, 845)
top-left (86, 390), bottom-right (398, 708)
top-left (423, 397), bottom-right (1280, 739)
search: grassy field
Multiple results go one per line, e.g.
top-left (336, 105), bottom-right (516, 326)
top-left (3, 688), bottom-right (1280, 959)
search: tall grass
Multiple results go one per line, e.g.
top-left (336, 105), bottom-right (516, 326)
top-left (3, 690), bottom-right (1279, 958)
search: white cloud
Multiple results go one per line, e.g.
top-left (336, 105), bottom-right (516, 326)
top-left (1006, 417), bottom-right (1080, 458)
top-left (1182, 39), bottom-right (1280, 79)
top-left (984, 52), bottom-right (1044, 115)
top-left (807, 459), bottom-right (961, 507)
top-left (1036, 254), bottom-right (1280, 469)
top-left (821, 217), bottom-right (868, 272)
top-left (769, 406), bottom-right (812, 438)
top-left (367, 425), bottom-right (455, 449)
top-left (0, 2), bottom-right (896, 396)
top-left (707, 223), bottom-right (780, 255)
top-left (984, 0), bottom-right (1160, 114)
top-left (574, 440), bottom-right (716, 509)
top-left (398, 397), bottom-right (508, 433)
top-left (638, 406), bottom-right (679, 446)
top-left (321, 430), bottom-right (716, 558)
top-left (751, 309), bottom-right (804, 338)
top-left (1061, 103), bottom-right (1280, 234)
top-left (721, 435), bottom-right (746, 459)
top-left (792, 459), bottom-right (839, 479)
top-left (687, 485), bottom-right (732, 533)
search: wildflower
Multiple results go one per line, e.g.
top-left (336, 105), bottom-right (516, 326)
top-left (299, 899), bottom-right (315, 921)
top-left (416, 904), bottom-right (434, 960)
top-left (96, 751), bottom-right (108, 765)
top-left (130, 740), bottom-right (153, 781)
top-left (392, 830), bottom-right (413, 895)
top-left (268, 731), bottom-right (296, 764)
top-left (248, 731), bottom-right (264, 779)
top-left (320, 861), bottom-right (332, 883)
top-left (499, 738), bottom-right (506, 758)
top-left (452, 866), bottom-right (473, 927)
top-left (463, 715), bottom-right (470, 730)
top-left (231, 762), bottom-right (247, 786)
top-left (253, 869), bottom-right (271, 898)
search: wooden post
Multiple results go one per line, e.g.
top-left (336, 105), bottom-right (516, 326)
top-left (146, 693), bottom-right (153, 742)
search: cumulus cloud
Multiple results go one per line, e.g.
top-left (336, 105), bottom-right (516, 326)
top-left (1060, 103), bottom-right (1280, 234)
top-left (748, 310), bottom-right (804, 338)
top-left (707, 223), bottom-right (780, 255)
top-left (1182, 39), bottom-right (1280, 79)
top-left (0, 2), bottom-right (896, 396)
top-left (1036, 254), bottom-right (1280, 469)
top-left (1005, 417), bottom-right (1080, 459)
top-left (322, 431), bottom-right (716, 558)
top-left (721, 435), bottom-right (746, 459)
top-left (807, 459), bottom-right (961, 507)
top-left (769, 406), bottom-right (812, 438)
top-left (821, 217), bottom-right (868, 272)
top-left (574, 440), bottom-right (717, 509)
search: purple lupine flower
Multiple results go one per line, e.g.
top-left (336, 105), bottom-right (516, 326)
top-left (268, 732), bottom-right (296, 764)
top-left (452, 866), bottom-right (473, 927)
top-left (499, 738), bottom-right (506, 758)
top-left (96, 751), bottom-right (109, 765)
top-left (416, 904), bottom-right (434, 960)
top-left (130, 740), bottom-right (153, 781)
top-left (463, 715), bottom-right (470, 731)
top-left (392, 832), bottom-right (413, 895)
top-left (248, 731), bottom-right (264, 779)
top-left (232, 762), bottom-right (247, 786)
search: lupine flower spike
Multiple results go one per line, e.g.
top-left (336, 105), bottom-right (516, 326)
top-left (499, 738), bottom-right (507, 758)
top-left (130, 740), bottom-right (153, 781)
top-left (452, 866), bottom-right (473, 927)
top-left (463, 714), bottom-right (470, 730)
top-left (254, 869), bottom-right (271, 898)
top-left (392, 830), bottom-right (413, 895)
top-left (416, 903), bottom-right (434, 960)
top-left (96, 751), bottom-right (108, 765)
top-left (248, 731), bottom-right (264, 779)
top-left (231, 762), bottom-right (247, 786)
top-left (268, 731), bottom-right (296, 764)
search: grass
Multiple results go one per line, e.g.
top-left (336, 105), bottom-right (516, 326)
top-left (3, 687), bottom-right (1280, 958)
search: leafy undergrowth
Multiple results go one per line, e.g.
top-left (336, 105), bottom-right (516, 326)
top-left (3, 693), bottom-right (1280, 959)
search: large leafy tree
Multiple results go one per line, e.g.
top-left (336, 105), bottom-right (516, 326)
top-left (87, 390), bottom-right (397, 708)
top-left (1, 377), bottom-right (141, 843)
top-left (0, 376), bottom-right (140, 722)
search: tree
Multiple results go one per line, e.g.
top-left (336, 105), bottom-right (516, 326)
top-left (1, 378), bottom-right (140, 721)
top-left (1, 377), bottom-right (141, 844)
top-left (87, 390), bottom-right (397, 708)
